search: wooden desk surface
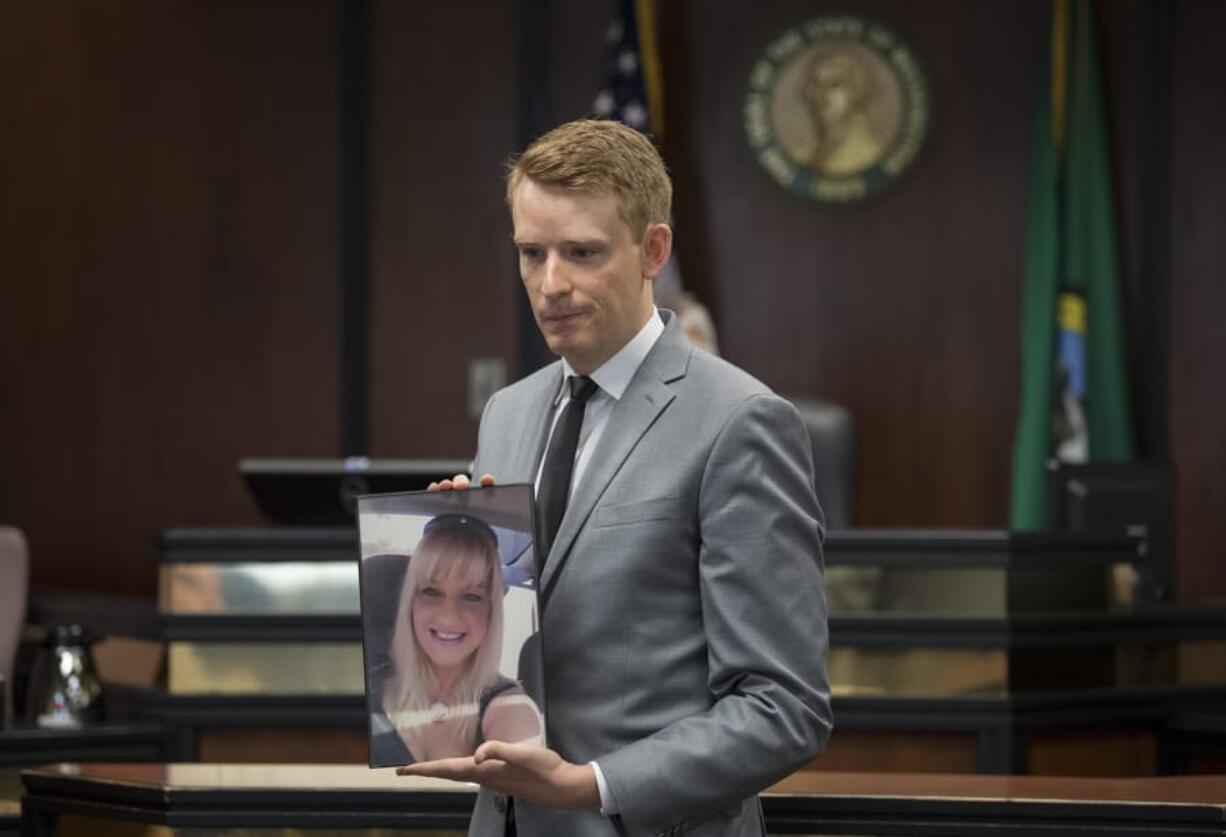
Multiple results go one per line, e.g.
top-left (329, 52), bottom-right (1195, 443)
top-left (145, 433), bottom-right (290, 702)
top-left (19, 763), bottom-right (1226, 836)
top-left (25, 762), bottom-right (462, 792)
top-left (772, 769), bottom-right (1226, 805)
top-left (21, 762), bottom-right (1226, 805)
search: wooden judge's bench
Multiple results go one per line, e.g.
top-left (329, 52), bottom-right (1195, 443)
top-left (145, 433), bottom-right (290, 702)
top-left (136, 527), bottom-right (1226, 774)
top-left (5, 526), bottom-right (1226, 834)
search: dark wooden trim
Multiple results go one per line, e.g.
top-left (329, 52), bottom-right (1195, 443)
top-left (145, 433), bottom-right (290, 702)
top-left (0, 723), bottom-right (171, 767)
top-left (157, 526), bottom-right (1146, 565)
top-left (19, 767), bottom-right (1226, 836)
top-left (340, 0), bottom-right (371, 455)
top-left (515, 0), bottom-right (555, 377)
top-left (159, 527), bottom-right (357, 563)
top-left (1136, 0), bottom-right (1174, 464)
top-left (117, 688), bottom-right (366, 728)
top-left (832, 607), bottom-right (1226, 649)
top-left (823, 529), bottom-right (1145, 566)
top-left (161, 615), bottom-right (362, 642)
top-left (154, 603), bottom-right (1226, 647)
top-left (763, 794), bottom-right (1226, 836)
top-left (26, 588), bottom-right (161, 640)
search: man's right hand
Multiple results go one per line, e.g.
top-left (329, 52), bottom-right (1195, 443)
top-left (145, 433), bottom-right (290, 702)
top-left (427, 473), bottom-right (496, 491)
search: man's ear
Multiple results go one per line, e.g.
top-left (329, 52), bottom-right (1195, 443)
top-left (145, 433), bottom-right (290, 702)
top-left (641, 223), bottom-right (673, 280)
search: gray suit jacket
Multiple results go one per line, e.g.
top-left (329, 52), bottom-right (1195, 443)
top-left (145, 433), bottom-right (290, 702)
top-left (468, 311), bottom-right (831, 837)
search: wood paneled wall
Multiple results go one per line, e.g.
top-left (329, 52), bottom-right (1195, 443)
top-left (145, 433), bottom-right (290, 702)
top-left (0, 0), bottom-right (1222, 600)
top-left (0, 2), bottom-right (341, 595)
top-left (367, 0), bottom-right (520, 458)
top-left (659, 0), bottom-right (1043, 529)
top-left (366, 0), bottom-right (619, 459)
top-left (656, 0), bottom-right (1225, 597)
top-left (1169, 0), bottom-right (1226, 599)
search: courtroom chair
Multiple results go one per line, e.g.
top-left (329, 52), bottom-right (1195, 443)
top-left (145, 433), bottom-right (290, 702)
top-left (358, 552), bottom-right (409, 707)
top-left (784, 396), bottom-right (856, 529)
top-left (1044, 461), bottom-right (1175, 602)
top-left (0, 526), bottom-right (30, 726)
top-left (1158, 714), bottom-right (1226, 775)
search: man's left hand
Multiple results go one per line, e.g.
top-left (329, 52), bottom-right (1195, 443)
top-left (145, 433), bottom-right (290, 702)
top-left (396, 743), bottom-right (600, 809)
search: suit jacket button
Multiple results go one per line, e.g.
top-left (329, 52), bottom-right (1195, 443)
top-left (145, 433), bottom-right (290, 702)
top-left (494, 794), bottom-right (507, 813)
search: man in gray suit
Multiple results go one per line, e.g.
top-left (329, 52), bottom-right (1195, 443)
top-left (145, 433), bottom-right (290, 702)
top-left (400, 120), bottom-right (831, 836)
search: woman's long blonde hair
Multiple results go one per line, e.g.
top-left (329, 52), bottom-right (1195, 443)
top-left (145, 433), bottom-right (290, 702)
top-left (383, 515), bottom-right (504, 749)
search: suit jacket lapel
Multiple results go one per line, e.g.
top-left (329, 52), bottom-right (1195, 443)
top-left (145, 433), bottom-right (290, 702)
top-left (540, 316), bottom-right (691, 601)
top-left (507, 364), bottom-right (562, 484)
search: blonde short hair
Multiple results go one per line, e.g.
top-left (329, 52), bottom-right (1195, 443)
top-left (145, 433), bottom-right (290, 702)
top-left (506, 119), bottom-right (672, 242)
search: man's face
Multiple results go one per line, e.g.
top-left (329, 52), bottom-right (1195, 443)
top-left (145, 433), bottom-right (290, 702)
top-left (512, 178), bottom-right (666, 374)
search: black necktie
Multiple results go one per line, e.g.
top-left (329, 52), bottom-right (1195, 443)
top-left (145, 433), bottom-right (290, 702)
top-left (536, 375), bottom-right (599, 562)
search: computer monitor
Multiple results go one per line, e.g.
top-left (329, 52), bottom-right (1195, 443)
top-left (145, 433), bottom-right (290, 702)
top-left (239, 457), bottom-right (472, 525)
top-left (1045, 461), bottom-right (1176, 601)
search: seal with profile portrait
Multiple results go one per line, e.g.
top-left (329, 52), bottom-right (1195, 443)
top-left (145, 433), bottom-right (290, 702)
top-left (744, 16), bottom-right (930, 205)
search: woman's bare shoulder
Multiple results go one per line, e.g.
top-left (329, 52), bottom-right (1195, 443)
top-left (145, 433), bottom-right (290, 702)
top-left (481, 686), bottom-right (543, 745)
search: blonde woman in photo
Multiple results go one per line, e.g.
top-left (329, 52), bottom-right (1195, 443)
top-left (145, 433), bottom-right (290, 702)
top-left (371, 514), bottom-right (543, 764)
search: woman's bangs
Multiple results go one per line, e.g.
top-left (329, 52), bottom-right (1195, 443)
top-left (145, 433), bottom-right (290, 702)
top-left (429, 545), bottom-right (494, 591)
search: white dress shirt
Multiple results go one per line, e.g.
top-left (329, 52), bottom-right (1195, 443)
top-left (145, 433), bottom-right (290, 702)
top-left (533, 309), bottom-right (665, 497)
top-left (532, 308), bottom-right (664, 816)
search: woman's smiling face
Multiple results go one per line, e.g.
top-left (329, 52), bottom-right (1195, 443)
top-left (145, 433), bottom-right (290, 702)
top-left (411, 565), bottom-right (491, 680)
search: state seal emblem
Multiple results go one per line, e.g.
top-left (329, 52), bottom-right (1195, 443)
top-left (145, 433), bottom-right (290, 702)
top-left (744, 16), bottom-right (930, 204)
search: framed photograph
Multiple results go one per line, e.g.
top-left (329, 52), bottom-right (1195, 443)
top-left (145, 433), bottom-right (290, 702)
top-left (356, 484), bottom-right (545, 768)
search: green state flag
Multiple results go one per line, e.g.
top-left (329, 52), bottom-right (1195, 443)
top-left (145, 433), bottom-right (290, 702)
top-left (1009, 0), bottom-right (1135, 530)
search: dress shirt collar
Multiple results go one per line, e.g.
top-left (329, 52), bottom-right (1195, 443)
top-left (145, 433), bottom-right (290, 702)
top-left (556, 308), bottom-right (664, 404)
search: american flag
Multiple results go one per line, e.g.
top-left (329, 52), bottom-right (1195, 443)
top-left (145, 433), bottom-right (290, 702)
top-left (592, 0), bottom-right (658, 135)
top-left (591, 0), bottom-right (684, 300)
